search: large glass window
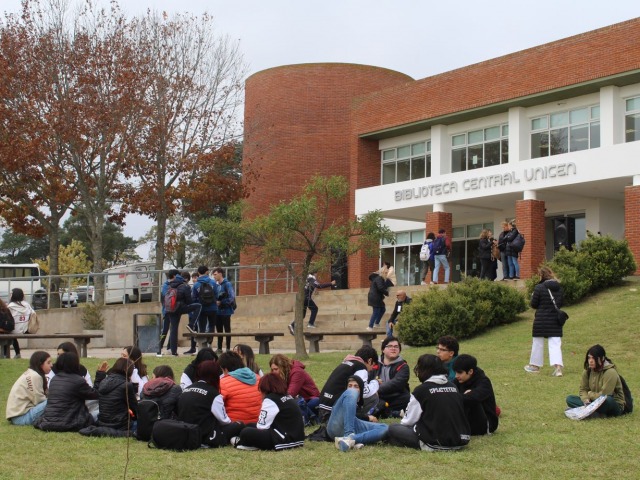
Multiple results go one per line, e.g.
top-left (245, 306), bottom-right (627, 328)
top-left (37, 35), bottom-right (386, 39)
top-left (451, 125), bottom-right (508, 173)
top-left (626, 97), bottom-right (640, 143)
top-left (531, 105), bottom-right (600, 158)
top-left (381, 141), bottom-right (431, 185)
top-left (380, 229), bottom-right (425, 286)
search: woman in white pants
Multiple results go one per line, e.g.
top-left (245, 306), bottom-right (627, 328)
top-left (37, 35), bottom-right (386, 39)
top-left (524, 266), bottom-right (565, 377)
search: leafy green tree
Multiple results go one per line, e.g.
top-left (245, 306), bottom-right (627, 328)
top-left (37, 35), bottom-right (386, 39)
top-left (201, 175), bottom-right (393, 358)
top-left (36, 239), bottom-right (93, 289)
top-left (0, 230), bottom-right (49, 263)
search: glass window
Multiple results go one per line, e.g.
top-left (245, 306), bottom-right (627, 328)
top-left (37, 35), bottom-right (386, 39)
top-left (550, 127), bottom-right (568, 155)
top-left (395, 232), bottom-right (410, 245)
top-left (531, 131), bottom-right (549, 159)
top-left (626, 97), bottom-right (640, 143)
top-left (570, 124), bottom-right (589, 152)
top-left (626, 97), bottom-right (640, 112)
top-left (467, 224), bottom-right (483, 238)
top-left (410, 230), bottom-right (425, 243)
top-left (397, 160), bottom-right (410, 182)
top-left (382, 150), bottom-right (395, 161)
top-left (590, 106), bottom-right (600, 120)
top-left (397, 145), bottom-right (410, 159)
top-left (570, 108), bottom-right (589, 124)
top-left (411, 143), bottom-right (425, 156)
top-left (484, 141), bottom-right (501, 167)
top-left (467, 145), bottom-right (483, 170)
top-left (468, 130), bottom-right (483, 144)
top-left (450, 124), bottom-right (508, 172)
top-left (452, 134), bottom-right (466, 147)
top-left (382, 163), bottom-right (395, 185)
top-left (380, 142), bottom-right (430, 184)
top-left (485, 126), bottom-right (500, 141)
top-left (550, 112), bottom-right (568, 128)
top-left (531, 105), bottom-right (599, 157)
top-left (590, 122), bottom-right (600, 148)
top-left (411, 156), bottom-right (425, 180)
top-left (532, 117), bottom-right (548, 130)
top-left (451, 148), bottom-right (466, 173)
top-left (452, 226), bottom-right (465, 239)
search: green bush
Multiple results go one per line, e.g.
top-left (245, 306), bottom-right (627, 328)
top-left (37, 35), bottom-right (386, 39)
top-left (397, 277), bottom-right (527, 346)
top-left (525, 233), bottom-right (636, 304)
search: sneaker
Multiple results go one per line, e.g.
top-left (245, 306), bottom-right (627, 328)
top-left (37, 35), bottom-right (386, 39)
top-left (171, 353), bottom-right (179, 357)
top-left (288, 324), bottom-right (294, 335)
top-left (183, 349), bottom-right (197, 356)
top-left (156, 352), bottom-right (163, 358)
top-left (236, 445), bottom-right (259, 451)
top-left (420, 281), bottom-right (427, 286)
top-left (14, 353), bottom-right (21, 359)
top-left (186, 325), bottom-right (197, 334)
top-left (215, 349), bottom-right (223, 355)
top-left (524, 365), bottom-right (540, 373)
top-left (230, 436), bottom-right (240, 447)
top-left (306, 324), bottom-right (316, 329)
top-left (552, 366), bottom-right (564, 377)
top-left (366, 327), bottom-right (373, 331)
top-left (335, 435), bottom-right (356, 452)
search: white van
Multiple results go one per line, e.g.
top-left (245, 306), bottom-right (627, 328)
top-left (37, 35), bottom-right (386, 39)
top-left (104, 262), bottom-right (155, 304)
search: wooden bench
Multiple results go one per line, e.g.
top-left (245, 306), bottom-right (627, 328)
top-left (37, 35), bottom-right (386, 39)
top-left (0, 333), bottom-right (104, 359)
top-left (183, 332), bottom-right (284, 354)
top-left (303, 331), bottom-right (381, 353)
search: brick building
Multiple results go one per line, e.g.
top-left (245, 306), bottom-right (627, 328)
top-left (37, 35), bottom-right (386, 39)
top-left (242, 18), bottom-right (640, 289)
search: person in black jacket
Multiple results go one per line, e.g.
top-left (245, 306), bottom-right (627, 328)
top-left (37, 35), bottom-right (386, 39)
top-left (453, 354), bottom-right (498, 435)
top-left (367, 272), bottom-right (388, 330)
top-left (95, 358), bottom-right (138, 432)
top-left (385, 291), bottom-right (411, 338)
top-left (525, 265), bottom-right (565, 377)
top-left (504, 220), bottom-right (521, 280)
top-left (235, 373), bottom-right (305, 451)
top-left (140, 365), bottom-right (182, 420)
top-left (161, 269), bottom-right (201, 357)
top-left (35, 353), bottom-right (101, 432)
top-left (388, 354), bottom-right (470, 451)
top-left (497, 221), bottom-right (510, 280)
top-left (477, 229), bottom-right (494, 280)
top-left (375, 336), bottom-right (410, 417)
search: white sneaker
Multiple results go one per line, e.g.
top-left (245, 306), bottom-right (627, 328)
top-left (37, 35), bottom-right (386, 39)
top-left (335, 435), bottom-right (356, 452)
top-left (288, 324), bottom-right (294, 335)
top-left (230, 436), bottom-right (240, 447)
top-left (552, 366), bottom-right (563, 377)
top-left (366, 327), bottom-right (373, 331)
top-left (524, 365), bottom-right (540, 373)
top-left (354, 443), bottom-right (364, 450)
top-left (236, 445), bottom-right (259, 451)
top-left (306, 324), bottom-right (316, 329)
top-left (420, 281), bottom-right (427, 286)
top-left (156, 352), bottom-right (163, 358)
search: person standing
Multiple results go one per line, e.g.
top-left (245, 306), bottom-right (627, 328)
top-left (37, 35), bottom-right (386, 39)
top-left (505, 220), bottom-right (521, 280)
top-left (497, 221), bottom-right (510, 280)
top-left (367, 271), bottom-right (388, 331)
top-left (6, 288), bottom-right (35, 358)
top-left (288, 271), bottom-right (335, 334)
top-left (525, 266), bottom-right (565, 376)
top-left (478, 229), bottom-right (493, 280)
top-left (212, 267), bottom-right (235, 354)
top-left (431, 229), bottom-right (451, 284)
top-left (190, 266), bottom-right (220, 354)
top-left (161, 270), bottom-right (200, 357)
top-left (420, 232), bottom-right (436, 285)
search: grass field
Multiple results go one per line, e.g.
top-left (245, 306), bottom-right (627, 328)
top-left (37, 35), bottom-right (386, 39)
top-left (1, 281), bottom-right (639, 480)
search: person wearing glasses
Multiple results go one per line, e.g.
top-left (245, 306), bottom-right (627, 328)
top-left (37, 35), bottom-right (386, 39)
top-left (386, 290), bottom-right (412, 338)
top-left (435, 335), bottom-right (459, 381)
top-left (373, 337), bottom-right (410, 418)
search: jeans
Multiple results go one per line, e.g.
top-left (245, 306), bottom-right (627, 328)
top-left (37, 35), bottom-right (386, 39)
top-left (433, 255), bottom-right (450, 283)
top-left (297, 396), bottom-right (320, 425)
top-left (326, 389), bottom-right (388, 445)
top-left (500, 252), bottom-right (509, 279)
top-left (10, 400), bottom-right (47, 425)
top-left (566, 395), bottom-right (623, 417)
top-left (303, 298), bottom-right (319, 326)
top-left (368, 306), bottom-right (386, 328)
top-left (507, 255), bottom-right (520, 279)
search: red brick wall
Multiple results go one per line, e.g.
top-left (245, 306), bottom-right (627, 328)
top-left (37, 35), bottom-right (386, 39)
top-left (242, 64), bottom-right (413, 292)
top-left (624, 186), bottom-right (640, 275)
top-left (351, 18), bottom-right (640, 135)
top-left (426, 211), bottom-right (453, 283)
top-left (515, 200), bottom-right (546, 279)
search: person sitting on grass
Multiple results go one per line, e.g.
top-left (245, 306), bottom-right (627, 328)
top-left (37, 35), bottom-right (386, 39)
top-left (436, 335), bottom-right (459, 381)
top-left (178, 359), bottom-right (245, 447)
top-left (6, 351), bottom-right (52, 426)
top-left (388, 354), bottom-right (470, 452)
top-left (452, 354), bottom-right (499, 435)
top-left (234, 344), bottom-right (263, 376)
top-left (318, 346), bottom-right (380, 423)
top-left (234, 373), bottom-right (305, 451)
top-left (374, 336), bottom-right (410, 418)
top-left (270, 353), bottom-right (320, 426)
top-left (141, 365), bottom-right (182, 420)
top-left (35, 352), bottom-right (100, 432)
top-left (122, 345), bottom-right (149, 399)
top-left (180, 347), bottom-right (218, 390)
top-left (219, 351), bottom-right (262, 424)
top-left (94, 357), bottom-right (138, 433)
top-left (565, 344), bottom-right (626, 418)
top-left (327, 375), bottom-right (388, 452)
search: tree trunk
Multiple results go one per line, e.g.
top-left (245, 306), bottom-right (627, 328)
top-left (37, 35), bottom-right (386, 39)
top-left (47, 227), bottom-right (61, 309)
top-left (153, 208), bottom-right (167, 302)
top-left (90, 216), bottom-right (105, 306)
top-left (293, 287), bottom-right (309, 359)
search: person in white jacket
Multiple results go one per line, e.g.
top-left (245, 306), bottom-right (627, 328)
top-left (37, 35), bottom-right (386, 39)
top-left (7, 288), bottom-right (36, 359)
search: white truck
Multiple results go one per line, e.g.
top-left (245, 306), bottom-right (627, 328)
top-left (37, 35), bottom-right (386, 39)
top-left (103, 262), bottom-right (155, 304)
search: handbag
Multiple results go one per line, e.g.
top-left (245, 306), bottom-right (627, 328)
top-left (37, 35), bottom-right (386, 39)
top-left (547, 289), bottom-right (569, 326)
top-left (27, 311), bottom-right (40, 334)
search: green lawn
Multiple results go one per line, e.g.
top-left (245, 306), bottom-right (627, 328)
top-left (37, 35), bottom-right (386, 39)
top-left (1, 281), bottom-right (639, 480)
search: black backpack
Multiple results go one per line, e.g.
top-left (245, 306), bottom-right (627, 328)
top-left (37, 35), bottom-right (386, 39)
top-left (0, 311), bottom-right (15, 333)
top-left (432, 236), bottom-right (447, 256)
top-left (620, 375), bottom-right (634, 414)
top-left (199, 282), bottom-right (216, 306)
top-left (149, 419), bottom-right (201, 451)
top-left (136, 400), bottom-right (161, 442)
top-left (510, 233), bottom-right (526, 252)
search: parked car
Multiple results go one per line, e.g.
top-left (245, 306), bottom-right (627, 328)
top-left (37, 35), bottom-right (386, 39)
top-left (75, 286), bottom-right (94, 303)
top-left (32, 288), bottom-right (78, 309)
top-left (61, 289), bottom-right (78, 307)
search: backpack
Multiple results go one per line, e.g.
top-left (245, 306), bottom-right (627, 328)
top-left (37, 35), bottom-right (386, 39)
top-left (419, 241), bottom-right (430, 261)
top-left (510, 233), bottom-right (526, 253)
top-left (136, 400), bottom-right (161, 442)
top-left (149, 419), bottom-right (201, 451)
top-left (164, 286), bottom-right (179, 313)
top-left (432, 236), bottom-right (447, 256)
top-left (0, 311), bottom-right (15, 333)
top-left (199, 282), bottom-right (216, 306)
top-left (620, 375), bottom-right (634, 414)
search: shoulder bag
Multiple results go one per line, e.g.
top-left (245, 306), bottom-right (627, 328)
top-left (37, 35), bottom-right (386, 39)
top-left (547, 289), bottom-right (569, 327)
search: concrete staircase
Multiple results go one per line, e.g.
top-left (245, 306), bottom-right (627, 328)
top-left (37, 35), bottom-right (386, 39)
top-left (233, 285), bottom-right (428, 352)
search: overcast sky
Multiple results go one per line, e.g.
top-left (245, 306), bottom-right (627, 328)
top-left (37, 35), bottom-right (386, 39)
top-left (3, 1), bottom-right (639, 259)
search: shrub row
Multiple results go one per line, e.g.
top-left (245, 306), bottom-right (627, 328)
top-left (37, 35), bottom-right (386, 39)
top-left (525, 233), bottom-right (637, 305)
top-left (396, 277), bottom-right (527, 347)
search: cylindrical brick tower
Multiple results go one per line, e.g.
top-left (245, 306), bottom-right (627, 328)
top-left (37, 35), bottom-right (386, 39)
top-left (241, 63), bottom-right (413, 293)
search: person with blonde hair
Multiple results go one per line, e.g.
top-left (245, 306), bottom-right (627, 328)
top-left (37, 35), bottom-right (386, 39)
top-left (270, 353), bottom-right (320, 425)
top-left (525, 265), bottom-right (565, 376)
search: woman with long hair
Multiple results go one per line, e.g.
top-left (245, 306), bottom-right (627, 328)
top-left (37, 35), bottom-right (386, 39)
top-left (5, 351), bottom-right (51, 425)
top-left (524, 265), bottom-right (565, 376)
top-left (180, 347), bottom-right (218, 390)
top-left (3, 289), bottom-right (35, 358)
top-left (234, 344), bottom-right (263, 376)
top-left (477, 229), bottom-right (493, 280)
top-left (270, 353), bottom-right (320, 425)
top-left (234, 373), bottom-right (305, 451)
top-left (122, 345), bottom-right (149, 398)
top-left (95, 357), bottom-right (138, 431)
top-left (566, 344), bottom-right (626, 417)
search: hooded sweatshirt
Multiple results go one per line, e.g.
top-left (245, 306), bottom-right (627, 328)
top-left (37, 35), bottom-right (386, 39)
top-left (579, 361), bottom-right (625, 410)
top-left (288, 360), bottom-right (320, 401)
top-left (7, 301), bottom-right (34, 334)
top-left (220, 367), bottom-right (261, 424)
top-left (140, 377), bottom-right (182, 420)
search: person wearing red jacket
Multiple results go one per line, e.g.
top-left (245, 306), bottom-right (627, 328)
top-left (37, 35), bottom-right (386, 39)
top-left (270, 354), bottom-right (320, 425)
